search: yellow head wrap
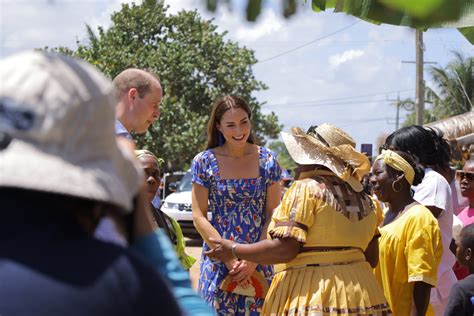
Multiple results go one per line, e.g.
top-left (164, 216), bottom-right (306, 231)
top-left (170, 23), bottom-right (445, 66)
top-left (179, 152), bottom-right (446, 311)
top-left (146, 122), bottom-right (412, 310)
top-left (375, 149), bottom-right (415, 185)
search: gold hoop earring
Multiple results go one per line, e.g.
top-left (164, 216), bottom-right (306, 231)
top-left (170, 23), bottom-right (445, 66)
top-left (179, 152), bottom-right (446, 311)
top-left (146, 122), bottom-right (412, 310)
top-left (392, 180), bottom-right (402, 193)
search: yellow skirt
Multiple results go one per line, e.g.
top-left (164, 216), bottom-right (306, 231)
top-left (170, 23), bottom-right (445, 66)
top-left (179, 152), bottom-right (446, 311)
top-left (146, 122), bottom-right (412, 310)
top-left (262, 255), bottom-right (391, 316)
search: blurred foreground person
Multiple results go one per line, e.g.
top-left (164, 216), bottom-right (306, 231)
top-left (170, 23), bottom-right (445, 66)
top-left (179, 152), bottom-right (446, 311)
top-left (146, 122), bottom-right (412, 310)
top-left (371, 150), bottom-right (443, 316)
top-left (0, 51), bottom-right (181, 316)
top-left (206, 124), bottom-right (391, 315)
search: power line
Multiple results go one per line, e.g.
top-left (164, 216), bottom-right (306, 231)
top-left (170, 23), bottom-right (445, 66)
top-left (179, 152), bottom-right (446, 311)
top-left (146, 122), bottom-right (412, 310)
top-left (264, 88), bottom-right (415, 107)
top-left (257, 20), bottom-right (361, 64)
top-left (338, 117), bottom-right (391, 128)
top-left (268, 99), bottom-right (397, 108)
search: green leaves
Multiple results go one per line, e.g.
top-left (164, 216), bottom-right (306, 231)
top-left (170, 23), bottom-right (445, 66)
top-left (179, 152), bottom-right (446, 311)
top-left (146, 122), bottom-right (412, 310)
top-left (246, 0), bottom-right (262, 22)
top-left (203, 0), bottom-right (474, 42)
top-left (268, 140), bottom-right (297, 172)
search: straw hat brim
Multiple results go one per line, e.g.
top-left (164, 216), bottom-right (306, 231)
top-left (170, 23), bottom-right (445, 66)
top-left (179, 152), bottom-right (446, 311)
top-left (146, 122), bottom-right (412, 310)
top-left (281, 131), bottom-right (366, 192)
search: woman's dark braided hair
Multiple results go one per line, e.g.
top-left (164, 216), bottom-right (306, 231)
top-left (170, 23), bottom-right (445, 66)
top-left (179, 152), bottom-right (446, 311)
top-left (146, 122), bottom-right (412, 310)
top-left (383, 125), bottom-right (452, 171)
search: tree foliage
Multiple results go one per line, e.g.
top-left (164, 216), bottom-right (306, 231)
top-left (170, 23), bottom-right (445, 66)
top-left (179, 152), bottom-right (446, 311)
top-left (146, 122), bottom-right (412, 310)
top-left (53, 0), bottom-right (281, 171)
top-left (403, 51), bottom-right (473, 126)
top-left (428, 51), bottom-right (473, 118)
top-left (267, 140), bottom-right (297, 174)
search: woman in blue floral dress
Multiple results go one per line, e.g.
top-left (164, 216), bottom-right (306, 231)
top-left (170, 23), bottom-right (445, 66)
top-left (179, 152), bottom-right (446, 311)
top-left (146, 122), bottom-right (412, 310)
top-left (191, 95), bottom-right (282, 315)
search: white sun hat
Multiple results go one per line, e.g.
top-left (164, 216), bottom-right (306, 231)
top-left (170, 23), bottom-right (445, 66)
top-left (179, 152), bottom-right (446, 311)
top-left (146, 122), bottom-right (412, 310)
top-left (0, 51), bottom-right (142, 213)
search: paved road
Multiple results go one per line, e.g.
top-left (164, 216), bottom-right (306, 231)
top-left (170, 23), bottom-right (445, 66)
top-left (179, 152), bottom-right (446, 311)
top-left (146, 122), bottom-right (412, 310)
top-left (185, 238), bottom-right (203, 290)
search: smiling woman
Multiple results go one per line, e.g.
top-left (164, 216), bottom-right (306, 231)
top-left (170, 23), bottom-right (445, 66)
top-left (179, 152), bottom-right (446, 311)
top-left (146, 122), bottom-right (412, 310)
top-left (370, 149), bottom-right (443, 316)
top-left (191, 95), bottom-right (283, 315)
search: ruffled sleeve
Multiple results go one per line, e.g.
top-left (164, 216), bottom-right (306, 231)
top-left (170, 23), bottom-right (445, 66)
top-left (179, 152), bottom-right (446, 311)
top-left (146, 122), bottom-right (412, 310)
top-left (262, 147), bottom-right (283, 186)
top-left (268, 180), bottom-right (320, 243)
top-left (405, 221), bottom-right (443, 287)
top-left (191, 151), bottom-right (211, 189)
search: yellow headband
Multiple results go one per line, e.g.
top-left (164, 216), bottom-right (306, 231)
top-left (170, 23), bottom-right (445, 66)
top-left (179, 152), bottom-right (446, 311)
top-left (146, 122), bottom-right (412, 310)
top-left (375, 149), bottom-right (415, 185)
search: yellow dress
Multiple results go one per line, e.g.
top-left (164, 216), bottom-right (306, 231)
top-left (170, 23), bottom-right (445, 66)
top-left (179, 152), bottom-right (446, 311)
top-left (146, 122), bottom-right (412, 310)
top-left (374, 204), bottom-right (443, 316)
top-left (263, 170), bottom-right (391, 316)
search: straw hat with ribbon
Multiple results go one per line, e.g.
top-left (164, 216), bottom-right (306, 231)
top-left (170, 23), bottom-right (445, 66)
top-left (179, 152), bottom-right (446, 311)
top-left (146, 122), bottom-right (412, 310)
top-left (281, 123), bottom-right (370, 192)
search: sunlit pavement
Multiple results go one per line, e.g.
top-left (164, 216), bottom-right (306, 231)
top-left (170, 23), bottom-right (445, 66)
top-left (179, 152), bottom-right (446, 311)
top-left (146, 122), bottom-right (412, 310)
top-left (185, 238), bottom-right (203, 290)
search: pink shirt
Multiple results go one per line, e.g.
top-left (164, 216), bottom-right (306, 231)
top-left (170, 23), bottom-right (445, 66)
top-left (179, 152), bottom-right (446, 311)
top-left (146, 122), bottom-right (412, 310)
top-left (457, 206), bottom-right (474, 226)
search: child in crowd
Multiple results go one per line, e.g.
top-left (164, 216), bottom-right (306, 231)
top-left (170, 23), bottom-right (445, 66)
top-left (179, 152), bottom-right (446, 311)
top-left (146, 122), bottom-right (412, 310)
top-left (445, 223), bottom-right (474, 315)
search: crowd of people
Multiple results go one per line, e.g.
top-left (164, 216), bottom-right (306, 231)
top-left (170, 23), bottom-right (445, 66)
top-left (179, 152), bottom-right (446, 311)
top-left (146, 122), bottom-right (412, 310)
top-left (1, 50), bottom-right (473, 316)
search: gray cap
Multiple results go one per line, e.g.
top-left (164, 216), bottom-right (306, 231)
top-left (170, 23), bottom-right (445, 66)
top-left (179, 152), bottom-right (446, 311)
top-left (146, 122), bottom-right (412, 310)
top-left (0, 51), bottom-right (142, 212)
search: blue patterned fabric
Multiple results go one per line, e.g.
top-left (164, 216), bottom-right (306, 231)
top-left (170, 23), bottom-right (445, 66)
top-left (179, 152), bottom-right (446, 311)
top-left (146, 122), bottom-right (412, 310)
top-left (191, 146), bottom-right (282, 315)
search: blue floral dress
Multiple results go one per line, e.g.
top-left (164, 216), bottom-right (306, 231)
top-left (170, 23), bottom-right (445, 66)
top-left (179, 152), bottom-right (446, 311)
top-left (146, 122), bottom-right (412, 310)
top-left (191, 146), bottom-right (282, 315)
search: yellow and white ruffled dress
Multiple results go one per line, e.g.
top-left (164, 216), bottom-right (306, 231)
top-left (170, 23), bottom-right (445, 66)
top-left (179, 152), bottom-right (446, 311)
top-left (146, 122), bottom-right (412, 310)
top-left (263, 170), bottom-right (391, 316)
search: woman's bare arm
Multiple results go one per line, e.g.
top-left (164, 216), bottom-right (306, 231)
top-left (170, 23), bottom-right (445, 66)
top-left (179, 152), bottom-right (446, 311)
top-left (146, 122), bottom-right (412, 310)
top-left (260, 182), bottom-right (281, 241)
top-left (364, 236), bottom-right (379, 268)
top-left (192, 183), bottom-right (221, 248)
top-left (413, 281), bottom-right (431, 316)
top-left (206, 237), bottom-right (300, 265)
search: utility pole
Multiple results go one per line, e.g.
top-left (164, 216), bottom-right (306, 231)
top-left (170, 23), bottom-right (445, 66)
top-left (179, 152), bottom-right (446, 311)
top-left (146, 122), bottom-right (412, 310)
top-left (387, 92), bottom-right (415, 130)
top-left (395, 93), bottom-right (401, 130)
top-left (402, 30), bottom-right (436, 125)
top-left (415, 30), bottom-right (424, 125)
top-left (387, 93), bottom-right (401, 129)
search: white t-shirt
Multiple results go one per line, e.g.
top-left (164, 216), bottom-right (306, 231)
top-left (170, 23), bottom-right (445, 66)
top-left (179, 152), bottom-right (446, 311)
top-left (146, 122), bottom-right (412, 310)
top-left (413, 168), bottom-right (456, 302)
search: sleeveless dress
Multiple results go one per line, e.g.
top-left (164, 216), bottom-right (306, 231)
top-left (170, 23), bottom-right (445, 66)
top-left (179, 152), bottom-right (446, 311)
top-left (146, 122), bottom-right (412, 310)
top-left (191, 146), bottom-right (282, 315)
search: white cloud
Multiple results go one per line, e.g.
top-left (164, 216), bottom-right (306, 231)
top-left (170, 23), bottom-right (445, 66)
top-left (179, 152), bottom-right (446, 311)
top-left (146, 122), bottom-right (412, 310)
top-left (234, 10), bottom-right (284, 42)
top-left (328, 49), bottom-right (365, 68)
top-left (0, 0), bottom-right (130, 56)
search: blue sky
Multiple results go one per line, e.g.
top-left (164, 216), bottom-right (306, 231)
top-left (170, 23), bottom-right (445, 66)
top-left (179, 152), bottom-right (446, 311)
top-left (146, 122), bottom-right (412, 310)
top-left (1, 0), bottom-right (472, 153)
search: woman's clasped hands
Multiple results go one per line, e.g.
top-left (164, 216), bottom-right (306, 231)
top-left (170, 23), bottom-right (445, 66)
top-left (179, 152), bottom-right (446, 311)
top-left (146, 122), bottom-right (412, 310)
top-left (206, 237), bottom-right (256, 288)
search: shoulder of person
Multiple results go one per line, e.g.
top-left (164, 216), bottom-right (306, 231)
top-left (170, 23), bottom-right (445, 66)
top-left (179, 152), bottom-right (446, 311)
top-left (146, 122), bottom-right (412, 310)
top-left (192, 149), bottom-right (212, 163)
top-left (293, 178), bottom-right (327, 196)
top-left (423, 168), bottom-right (450, 188)
top-left (259, 146), bottom-right (278, 159)
top-left (405, 204), bottom-right (440, 228)
top-left (458, 274), bottom-right (474, 292)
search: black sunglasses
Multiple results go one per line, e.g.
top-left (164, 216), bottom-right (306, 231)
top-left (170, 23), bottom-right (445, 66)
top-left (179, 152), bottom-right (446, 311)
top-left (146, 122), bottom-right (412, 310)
top-left (456, 171), bottom-right (474, 181)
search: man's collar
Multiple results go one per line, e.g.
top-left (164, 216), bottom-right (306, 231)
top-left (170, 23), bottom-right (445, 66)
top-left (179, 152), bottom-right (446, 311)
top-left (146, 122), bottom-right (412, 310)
top-left (115, 120), bottom-right (133, 140)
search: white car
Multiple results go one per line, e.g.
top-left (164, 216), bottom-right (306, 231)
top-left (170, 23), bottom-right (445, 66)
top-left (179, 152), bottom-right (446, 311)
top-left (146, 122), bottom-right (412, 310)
top-left (161, 171), bottom-right (211, 238)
